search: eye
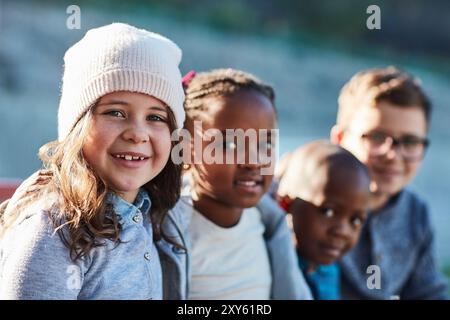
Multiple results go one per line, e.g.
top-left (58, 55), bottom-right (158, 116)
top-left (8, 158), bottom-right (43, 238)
top-left (319, 207), bottom-right (334, 218)
top-left (259, 141), bottom-right (273, 151)
top-left (105, 110), bottom-right (125, 118)
top-left (366, 132), bottom-right (387, 145)
top-left (350, 215), bottom-right (366, 228)
top-left (147, 114), bottom-right (167, 122)
top-left (402, 135), bottom-right (422, 147)
top-left (224, 140), bottom-right (237, 150)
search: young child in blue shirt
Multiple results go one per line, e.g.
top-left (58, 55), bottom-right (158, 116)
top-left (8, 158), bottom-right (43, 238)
top-left (275, 140), bottom-right (371, 299)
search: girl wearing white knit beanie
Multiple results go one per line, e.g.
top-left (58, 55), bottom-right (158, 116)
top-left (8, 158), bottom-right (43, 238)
top-left (0, 23), bottom-right (188, 299)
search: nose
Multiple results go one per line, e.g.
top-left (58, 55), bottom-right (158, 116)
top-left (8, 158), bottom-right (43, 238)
top-left (238, 162), bottom-right (263, 171)
top-left (237, 147), bottom-right (264, 170)
top-left (122, 124), bottom-right (149, 144)
top-left (329, 219), bottom-right (353, 240)
top-left (380, 137), bottom-right (401, 160)
top-left (385, 144), bottom-right (401, 160)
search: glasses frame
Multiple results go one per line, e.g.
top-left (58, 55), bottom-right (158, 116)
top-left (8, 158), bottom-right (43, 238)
top-left (353, 130), bottom-right (430, 162)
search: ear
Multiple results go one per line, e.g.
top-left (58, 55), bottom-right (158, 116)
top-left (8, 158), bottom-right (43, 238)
top-left (330, 124), bottom-right (345, 145)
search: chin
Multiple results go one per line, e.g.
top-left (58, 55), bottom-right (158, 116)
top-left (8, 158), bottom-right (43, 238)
top-left (233, 198), bottom-right (260, 209)
top-left (317, 257), bottom-right (337, 266)
top-left (374, 181), bottom-right (404, 197)
top-left (111, 180), bottom-right (144, 194)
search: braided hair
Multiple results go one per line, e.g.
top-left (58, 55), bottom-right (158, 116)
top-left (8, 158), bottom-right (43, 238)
top-left (183, 68), bottom-right (276, 124)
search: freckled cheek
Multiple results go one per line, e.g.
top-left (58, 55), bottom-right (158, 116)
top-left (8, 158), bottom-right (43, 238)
top-left (151, 128), bottom-right (172, 160)
top-left (82, 133), bottom-right (106, 167)
top-left (86, 121), bottom-right (118, 149)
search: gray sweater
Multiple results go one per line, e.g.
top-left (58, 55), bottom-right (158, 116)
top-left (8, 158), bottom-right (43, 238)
top-left (0, 189), bottom-right (189, 300)
top-left (339, 189), bottom-right (448, 299)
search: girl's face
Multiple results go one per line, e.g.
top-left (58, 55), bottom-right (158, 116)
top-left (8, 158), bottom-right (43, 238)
top-left (190, 90), bottom-right (277, 211)
top-left (291, 166), bottom-right (370, 267)
top-left (83, 91), bottom-right (172, 203)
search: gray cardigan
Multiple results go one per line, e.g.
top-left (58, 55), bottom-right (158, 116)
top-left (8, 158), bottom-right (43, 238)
top-left (339, 189), bottom-right (448, 299)
top-left (0, 190), bottom-right (190, 300)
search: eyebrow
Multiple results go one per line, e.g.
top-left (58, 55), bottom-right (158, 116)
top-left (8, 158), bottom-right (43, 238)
top-left (97, 100), bottom-right (167, 112)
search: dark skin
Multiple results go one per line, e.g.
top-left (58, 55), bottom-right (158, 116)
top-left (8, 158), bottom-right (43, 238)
top-left (188, 90), bottom-right (277, 227)
top-left (289, 161), bottom-right (370, 272)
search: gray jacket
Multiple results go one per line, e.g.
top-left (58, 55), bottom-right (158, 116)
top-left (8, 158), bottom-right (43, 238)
top-left (0, 190), bottom-right (190, 300)
top-left (339, 189), bottom-right (448, 300)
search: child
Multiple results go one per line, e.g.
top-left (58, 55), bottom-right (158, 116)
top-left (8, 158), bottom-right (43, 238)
top-left (330, 66), bottom-right (448, 299)
top-left (0, 23), bottom-right (188, 299)
top-left (275, 140), bottom-right (371, 299)
top-left (178, 68), bottom-right (312, 299)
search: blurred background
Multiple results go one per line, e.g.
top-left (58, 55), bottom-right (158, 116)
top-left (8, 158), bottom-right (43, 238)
top-left (1, 0), bottom-right (449, 280)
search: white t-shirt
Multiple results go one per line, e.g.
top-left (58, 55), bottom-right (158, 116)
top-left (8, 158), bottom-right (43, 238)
top-left (188, 206), bottom-right (272, 300)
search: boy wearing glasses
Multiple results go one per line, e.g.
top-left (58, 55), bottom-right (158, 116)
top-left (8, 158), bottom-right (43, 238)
top-left (331, 66), bottom-right (448, 299)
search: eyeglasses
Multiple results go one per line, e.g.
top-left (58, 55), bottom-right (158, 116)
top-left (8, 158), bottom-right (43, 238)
top-left (359, 131), bottom-right (429, 161)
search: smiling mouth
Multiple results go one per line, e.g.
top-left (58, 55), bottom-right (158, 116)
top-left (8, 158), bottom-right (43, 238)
top-left (374, 169), bottom-right (402, 179)
top-left (111, 153), bottom-right (150, 161)
top-left (234, 179), bottom-right (264, 194)
top-left (319, 244), bottom-right (344, 258)
top-left (235, 180), bottom-right (261, 187)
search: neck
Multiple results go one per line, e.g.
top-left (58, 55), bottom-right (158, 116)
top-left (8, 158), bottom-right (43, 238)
top-left (306, 263), bottom-right (318, 274)
top-left (369, 192), bottom-right (390, 212)
top-left (297, 249), bottom-right (318, 273)
top-left (117, 189), bottom-right (139, 204)
top-left (192, 192), bottom-right (243, 228)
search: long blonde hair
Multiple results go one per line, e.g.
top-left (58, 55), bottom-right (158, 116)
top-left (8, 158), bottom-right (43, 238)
top-left (1, 104), bottom-right (182, 261)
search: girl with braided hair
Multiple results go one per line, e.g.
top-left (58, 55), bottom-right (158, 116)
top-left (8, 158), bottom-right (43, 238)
top-left (172, 68), bottom-right (312, 300)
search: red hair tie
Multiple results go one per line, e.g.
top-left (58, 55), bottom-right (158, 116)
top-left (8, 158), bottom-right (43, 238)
top-left (278, 197), bottom-right (291, 212)
top-left (182, 70), bottom-right (196, 88)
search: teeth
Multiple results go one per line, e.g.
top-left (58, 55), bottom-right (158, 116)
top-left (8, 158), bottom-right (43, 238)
top-left (238, 181), bottom-right (256, 186)
top-left (114, 154), bottom-right (146, 161)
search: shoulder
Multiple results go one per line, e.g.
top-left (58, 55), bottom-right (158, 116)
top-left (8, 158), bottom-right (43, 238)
top-left (0, 207), bottom-right (84, 299)
top-left (400, 189), bottom-right (428, 212)
top-left (256, 194), bottom-right (285, 226)
top-left (1, 207), bottom-right (66, 256)
top-left (399, 189), bottom-right (432, 233)
top-left (379, 189), bottom-right (433, 245)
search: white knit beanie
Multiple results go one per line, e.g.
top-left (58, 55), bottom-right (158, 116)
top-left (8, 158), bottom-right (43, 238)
top-left (58, 23), bottom-right (185, 141)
